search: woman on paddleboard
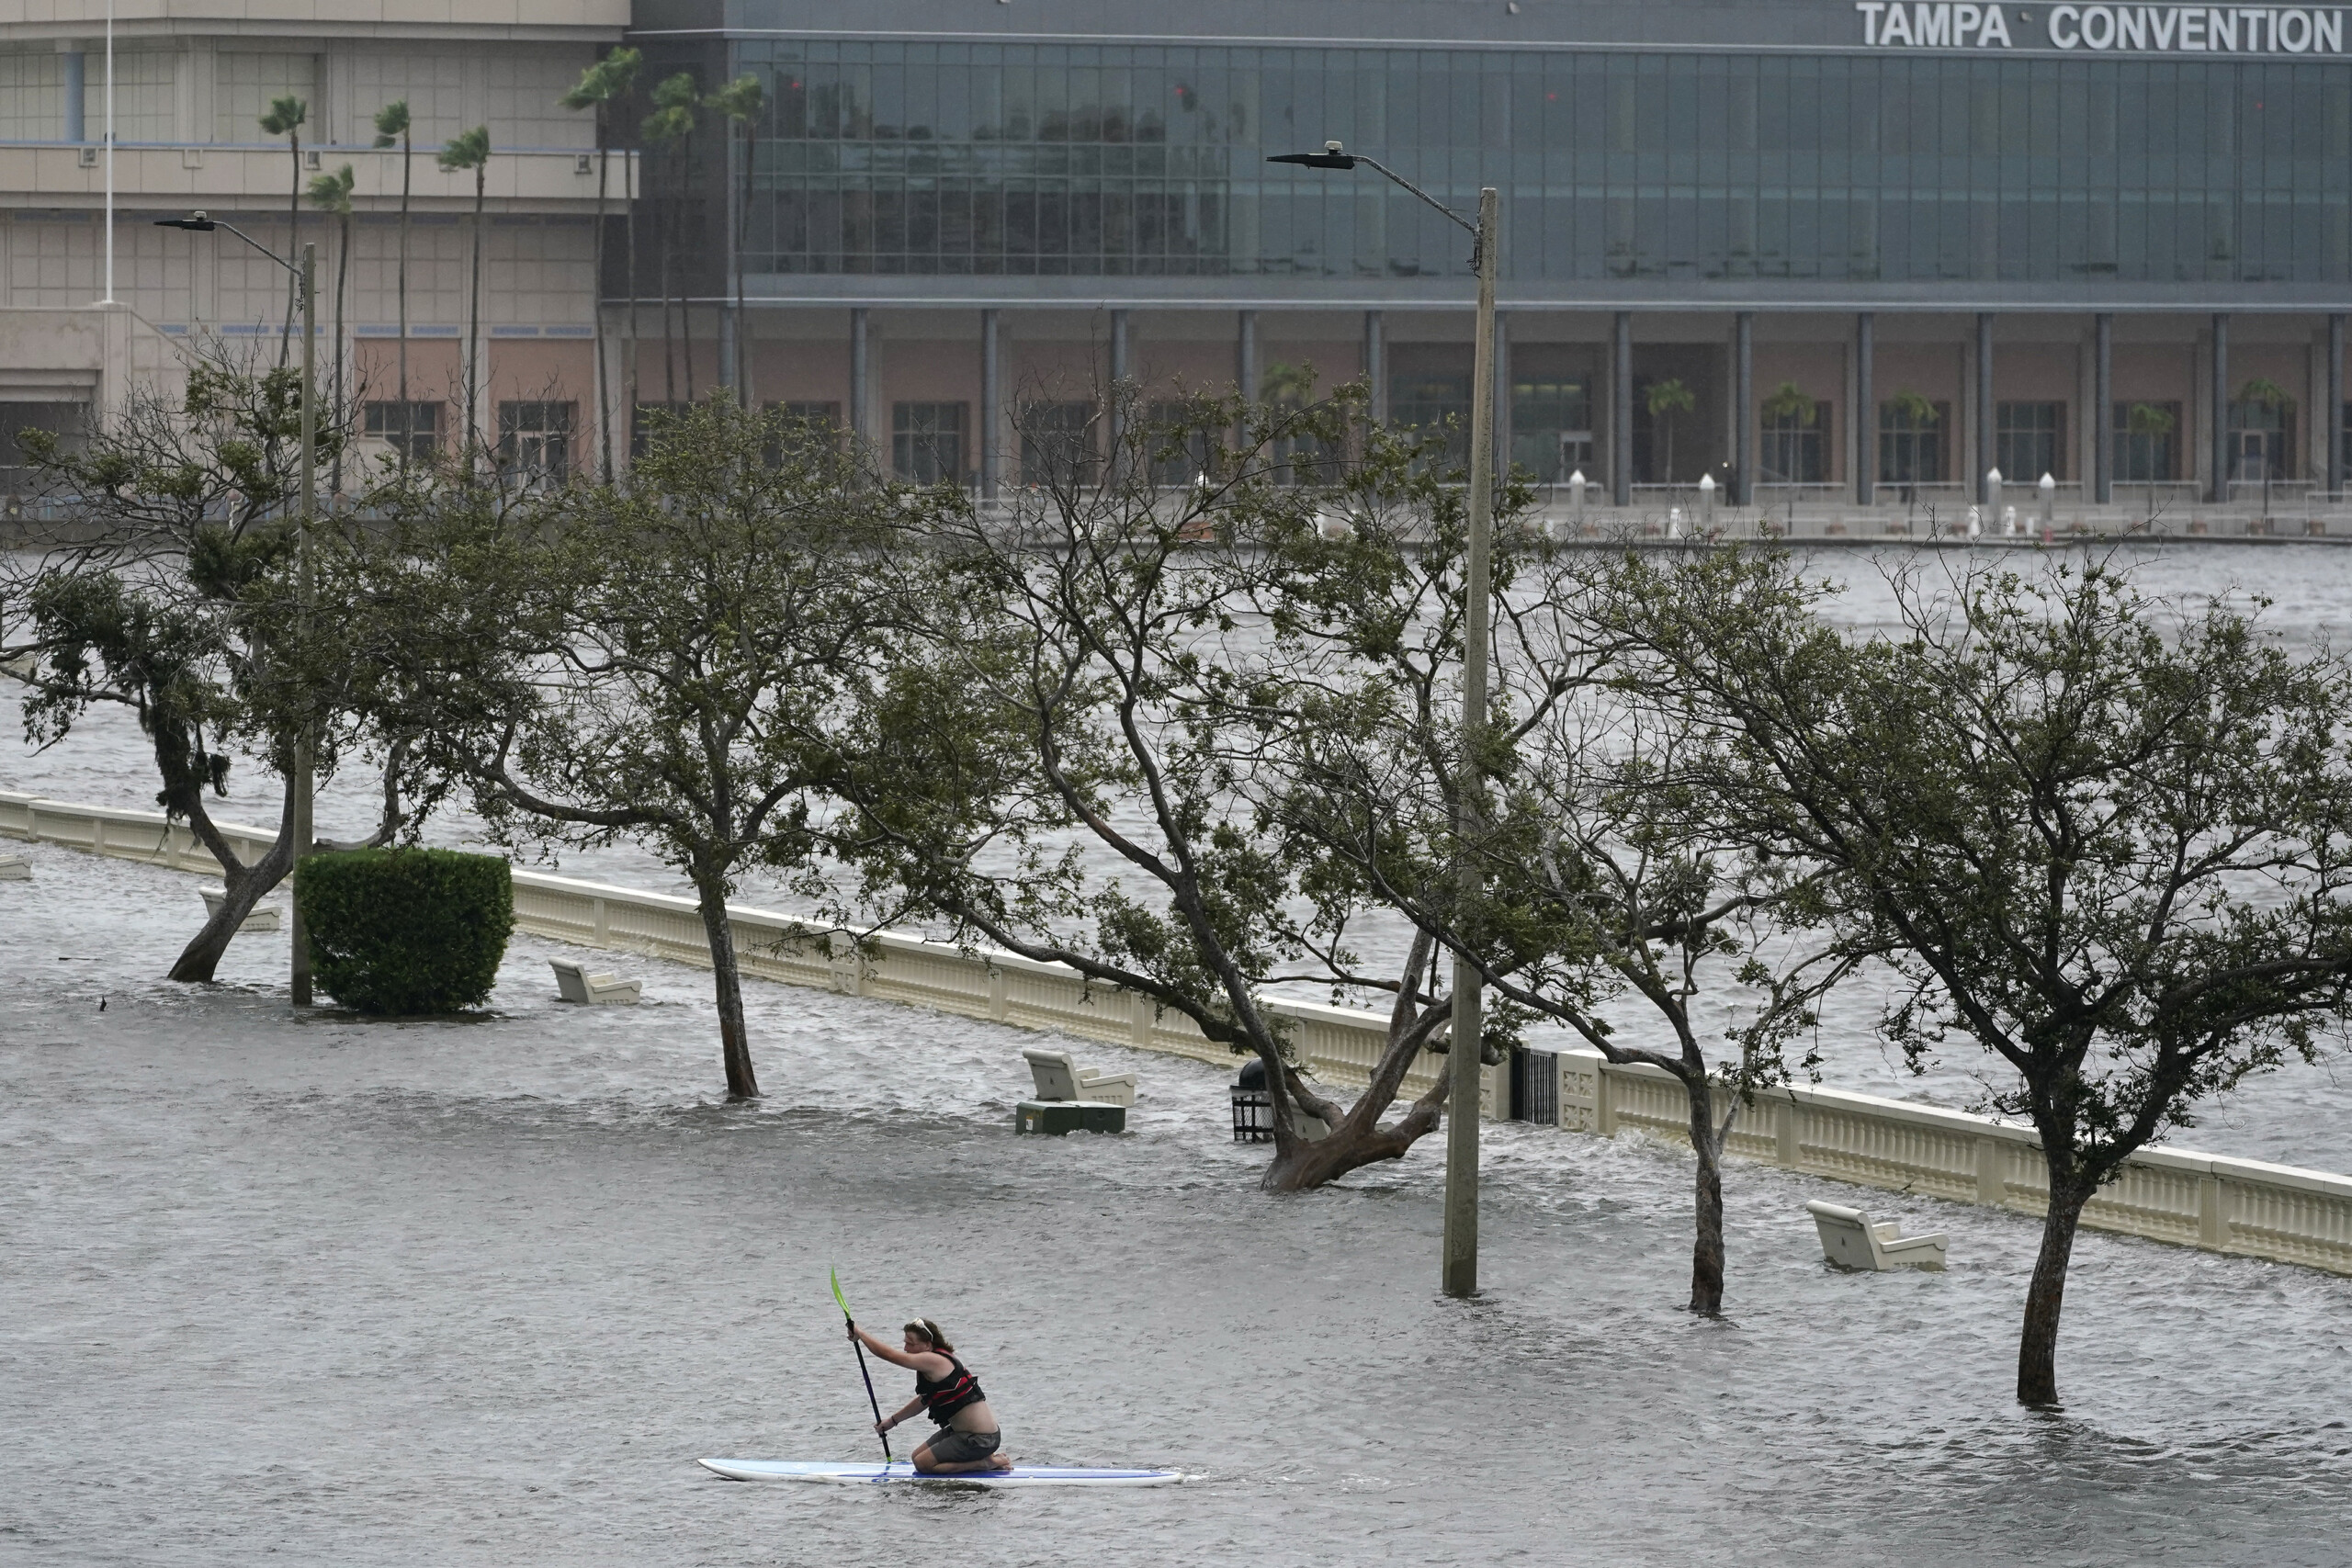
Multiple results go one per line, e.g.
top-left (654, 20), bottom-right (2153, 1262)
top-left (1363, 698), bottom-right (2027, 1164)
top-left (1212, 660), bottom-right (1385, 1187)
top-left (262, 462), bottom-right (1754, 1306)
top-left (850, 1317), bottom-right (1012, 1474)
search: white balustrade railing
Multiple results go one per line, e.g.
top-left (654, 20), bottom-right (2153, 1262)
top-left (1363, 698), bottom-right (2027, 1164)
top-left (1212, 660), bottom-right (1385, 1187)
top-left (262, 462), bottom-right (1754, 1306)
top-left (7, 788), bottom-right (2347, 1276)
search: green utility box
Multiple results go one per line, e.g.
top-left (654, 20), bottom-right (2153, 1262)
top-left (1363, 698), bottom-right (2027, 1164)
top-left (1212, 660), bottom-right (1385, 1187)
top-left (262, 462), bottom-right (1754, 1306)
top-left (1015, 1100), bottom-right (1127, 1135)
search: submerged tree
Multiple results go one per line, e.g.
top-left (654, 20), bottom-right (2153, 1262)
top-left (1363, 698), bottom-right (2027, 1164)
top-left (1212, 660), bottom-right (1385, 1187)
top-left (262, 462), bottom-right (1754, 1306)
top-left (829, 387), bottom-right (1493, 1191)
top-left (0, 352), bottom-right (384, 982)
top-left (459, 397), bottom-right (901, 1099)
top-left (1259, 537), bottom-right (1865, 1311)
top-left (1613, 551), bottom-right (2352, 1401)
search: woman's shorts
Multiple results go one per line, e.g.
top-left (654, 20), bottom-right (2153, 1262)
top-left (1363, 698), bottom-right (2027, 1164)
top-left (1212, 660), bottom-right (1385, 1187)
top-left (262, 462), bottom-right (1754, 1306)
top-left (920, 1427), bottom-right (1002, 1465)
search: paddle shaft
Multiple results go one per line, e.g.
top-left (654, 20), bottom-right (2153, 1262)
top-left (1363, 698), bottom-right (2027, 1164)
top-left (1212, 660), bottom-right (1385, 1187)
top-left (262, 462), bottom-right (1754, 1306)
top-left (848, 1328), bottom-right (894, 1466)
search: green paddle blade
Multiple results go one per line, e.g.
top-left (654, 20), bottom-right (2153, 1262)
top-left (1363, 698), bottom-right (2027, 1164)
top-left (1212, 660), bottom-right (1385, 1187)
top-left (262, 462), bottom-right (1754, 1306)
top-left (830, 1266), bottom-right (853, 1321)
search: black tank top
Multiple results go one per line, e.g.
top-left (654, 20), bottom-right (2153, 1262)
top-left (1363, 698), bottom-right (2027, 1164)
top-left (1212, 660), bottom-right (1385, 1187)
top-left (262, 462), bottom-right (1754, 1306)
top-left (916, 1354), bottom-right (986, 1425)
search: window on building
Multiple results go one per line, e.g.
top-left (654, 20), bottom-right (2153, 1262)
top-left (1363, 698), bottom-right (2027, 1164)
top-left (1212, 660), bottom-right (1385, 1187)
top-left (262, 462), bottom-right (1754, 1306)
top-left (1510, 378), bottom-right (1594, 481)
top-left (216, 51), bottom-right (318, 143)
top-left (2113, 401), bottom-right (2180, 483)
top-left (1018, 400), bottom-right (1095, 487)
top-left (1879, 400), bottom-right (1948, 486)
top-left (498, 401), bottom-right (574, 483)
top-left (0, 400), bottom-right (87, 495)
top-left (763, 400), bottom-right (842, 463)
top-left (1144, 400), bottom-right (1216, 487)
top-left (1759, 400), bottom-right (1833, 484)
top-left (1996, 401), bottom-right (2065, 484)
top-left (2226, 397), bottom-right (2295, 483)
top-left (894, 401), bottom-right (967, 484)
top-left (1388, 372), bottom-right (1471, 470)
top-left (363, 400), bottom-right (442, 460)
top-left (630, 402), bottom-right (692, 460)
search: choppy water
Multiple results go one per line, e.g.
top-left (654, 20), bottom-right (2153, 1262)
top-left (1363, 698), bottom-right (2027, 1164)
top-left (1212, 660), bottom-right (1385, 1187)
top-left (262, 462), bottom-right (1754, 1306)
top-left (6, 816), bottom-right (2352, 1563)
top-left (8, 541), bottom-right (2350, 1170)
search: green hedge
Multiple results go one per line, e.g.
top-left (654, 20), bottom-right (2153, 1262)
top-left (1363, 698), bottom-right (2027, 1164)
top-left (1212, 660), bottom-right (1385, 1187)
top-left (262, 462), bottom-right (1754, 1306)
top-left (294, 848), bottom-right (515, 1014)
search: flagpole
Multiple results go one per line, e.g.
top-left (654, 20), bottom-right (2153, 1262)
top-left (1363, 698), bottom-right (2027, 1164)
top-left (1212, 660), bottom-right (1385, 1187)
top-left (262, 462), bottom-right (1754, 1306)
top-left (102, 0), bottom-right (115, 302)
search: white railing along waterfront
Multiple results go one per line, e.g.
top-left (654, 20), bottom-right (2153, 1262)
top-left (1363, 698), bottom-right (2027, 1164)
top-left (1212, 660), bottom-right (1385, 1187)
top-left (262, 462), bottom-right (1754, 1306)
top-left (7, 787), bottom-right (2348, 1279)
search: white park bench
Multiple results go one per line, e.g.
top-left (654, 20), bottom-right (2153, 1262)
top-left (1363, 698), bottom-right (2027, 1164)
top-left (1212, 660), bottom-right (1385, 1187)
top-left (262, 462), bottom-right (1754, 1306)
top-left (1020, 1046), bottom-right (1137, 1108)
top-left (0, 853), bottom-right (28, 881)
top-left (1805, 1199), bottom-right (1948, 1272)
top-left (549, 957), bottom-right (643, 1006)
top-left (199, 886), bottom-right (280, 933)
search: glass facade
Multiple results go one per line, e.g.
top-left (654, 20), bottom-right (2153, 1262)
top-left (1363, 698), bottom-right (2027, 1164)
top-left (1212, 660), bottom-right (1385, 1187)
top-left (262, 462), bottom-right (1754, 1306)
top-left (688, 40), bottom-right (2352, 286)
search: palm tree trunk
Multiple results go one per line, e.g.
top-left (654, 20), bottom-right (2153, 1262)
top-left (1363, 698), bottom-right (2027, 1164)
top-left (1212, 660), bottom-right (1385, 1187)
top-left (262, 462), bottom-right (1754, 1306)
top-left (281, 132), bottom-right (301, 367)
top-left (680, 138), bottom-right (697, 406)
top-left (623, 135), bottom-right (639, 468)
top-left (331, 209), bottom-right (348, 496)
top-left (593, 111), bottom-right (614, 482)
top-left (397, 134), bottom-right (411, 472)
top-left (468, 164), bottom-right (485, 458)
top-left (661, 161), bottom-right (677, 411)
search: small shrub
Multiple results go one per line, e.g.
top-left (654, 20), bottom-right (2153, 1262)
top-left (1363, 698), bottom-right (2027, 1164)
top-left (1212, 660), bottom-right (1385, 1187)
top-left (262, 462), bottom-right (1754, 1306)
top-left (295, 848), bottom-right (515, 1014)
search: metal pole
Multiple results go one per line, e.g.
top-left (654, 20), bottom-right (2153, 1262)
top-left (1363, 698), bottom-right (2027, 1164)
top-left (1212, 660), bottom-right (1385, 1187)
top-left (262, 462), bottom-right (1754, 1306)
top-left (290, 243), bottom-right (317, 1008)
top-left (2094, 313), bottom-right (2113, 506)
top-left (2328, 312), bottom-right (2344, 502)
top-left (102, 0), bottom-right (114, 303)
top-left (1364, 309), bottom-right (1386, 424)
top-left (1442, 186), bottom-right (1498, 1302)
top-left (1855, 311), bottom-right (1874, 505)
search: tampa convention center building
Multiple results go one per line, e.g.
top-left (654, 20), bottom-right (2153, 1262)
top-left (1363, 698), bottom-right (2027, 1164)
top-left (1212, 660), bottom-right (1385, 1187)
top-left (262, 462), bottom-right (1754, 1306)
top-left (6, 0), bottom-right (2352, 511)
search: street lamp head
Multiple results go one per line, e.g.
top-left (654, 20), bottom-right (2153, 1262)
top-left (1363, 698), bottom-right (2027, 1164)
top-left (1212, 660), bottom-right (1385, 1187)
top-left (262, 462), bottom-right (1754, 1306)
top-left (1268, 139), bottom-right (1358, 170)
top-left (154, 211), bottom-right (218, 231)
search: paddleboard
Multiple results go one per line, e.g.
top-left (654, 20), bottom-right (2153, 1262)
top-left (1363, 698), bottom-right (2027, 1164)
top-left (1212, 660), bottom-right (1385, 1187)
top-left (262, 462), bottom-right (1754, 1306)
top-left (698, 1458), bottom-right (1184, 1487)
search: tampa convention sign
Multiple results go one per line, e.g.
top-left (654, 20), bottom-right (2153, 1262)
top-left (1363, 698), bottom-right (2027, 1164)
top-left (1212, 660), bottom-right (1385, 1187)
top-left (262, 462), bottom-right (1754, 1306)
top-left (1856, 1), bottom-right (2352, 51)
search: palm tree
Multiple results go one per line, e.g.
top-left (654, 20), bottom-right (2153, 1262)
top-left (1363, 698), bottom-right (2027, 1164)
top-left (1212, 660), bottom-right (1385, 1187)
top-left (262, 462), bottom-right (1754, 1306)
top-left (437, 125), bottom-right (492, 458)
top-left (2123, 400), bottom-right (2178, 510)
top-left (371, 100), bottom-right (415, 468)
top-left (1644, 376), bottom-right (1695, 484)
top-left (560, 48), bottom-right (643, 481)
top-left (704, 73), bottom-right (767, 413)
top-left (641, 73), bottom-right (702, 409)
top-left (258, 94), bottom-right (308, 366)
top-left (304, 163), bottom-right (356, 496)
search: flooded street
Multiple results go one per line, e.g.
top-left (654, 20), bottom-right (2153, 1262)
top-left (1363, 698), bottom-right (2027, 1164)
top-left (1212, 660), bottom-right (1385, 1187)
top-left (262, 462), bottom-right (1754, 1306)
top-left (5, 835), bottom-right (2351, 1565)
top-left (6, 542), bottom-right (2352, 1564)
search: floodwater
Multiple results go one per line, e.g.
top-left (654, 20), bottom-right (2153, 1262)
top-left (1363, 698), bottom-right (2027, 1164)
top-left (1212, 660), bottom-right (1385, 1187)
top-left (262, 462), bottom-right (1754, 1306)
top-left (6, 816), bottom-right (2352, 1563)
top-left (7, 541), bottom-right (2351, 1169)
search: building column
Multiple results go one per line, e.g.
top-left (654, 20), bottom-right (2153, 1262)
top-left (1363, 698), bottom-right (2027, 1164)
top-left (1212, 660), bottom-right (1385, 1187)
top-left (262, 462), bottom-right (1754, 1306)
top-left (62, 46), bottom-right (85, 143)
top-left (1733, 310), bottom-right (1754, 506)
top-left (1364, 310), bottom-right (1386, 424)
top-left (2094, 313), bottom-right (2113, 505)
top-left (1238, 309), bottom-right (1258, 404)
top-left (1855, 311), bottom-right (1874, 504)
top-left (1975, 311), bottom-right (1996, 504)
top-left (2329, 313), bottom-right (2345, 501)
top-left (1493, 310), bottom-right (1511, 481)
top-left (1108, 308), bottom-right (1130, 463)
top-left (1611, 310), bottom-right (1633, 505)
top-left (979, 307), bottom-right (1001, 501)
top-left (2211, 311), bottom-right (2231, 503)
top-left (850, 306), bottom-right (870, 448)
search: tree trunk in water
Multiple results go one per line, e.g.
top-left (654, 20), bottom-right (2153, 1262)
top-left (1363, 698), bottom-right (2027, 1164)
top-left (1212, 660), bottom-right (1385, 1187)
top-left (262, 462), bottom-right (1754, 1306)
top-left (693, 879), bottom-right (760, 1100)
top-left (1685, 1073), bottom-right (1726, 1315)
top-left (1260, 1075), bottom-right (1444, 1191)
top-left (2018, 1178), bottom-right (2093, 1406)
top-left (166, 837), bottom-right (293, 984)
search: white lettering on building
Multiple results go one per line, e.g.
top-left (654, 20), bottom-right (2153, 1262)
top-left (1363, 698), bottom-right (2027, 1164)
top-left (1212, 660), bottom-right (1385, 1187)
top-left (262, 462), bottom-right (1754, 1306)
top-left (1868, 0), bottom-right (2352, 50)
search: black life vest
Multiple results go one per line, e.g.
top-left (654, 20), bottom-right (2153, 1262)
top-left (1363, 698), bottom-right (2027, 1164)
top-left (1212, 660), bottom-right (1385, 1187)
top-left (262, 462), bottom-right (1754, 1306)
top-left (916, 1354), bottom-right (986, 1425)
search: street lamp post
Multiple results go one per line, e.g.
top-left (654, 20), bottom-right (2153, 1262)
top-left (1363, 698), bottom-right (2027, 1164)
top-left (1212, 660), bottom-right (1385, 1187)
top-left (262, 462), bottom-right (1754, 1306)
top-left (1268, 142), bottom-right (1498, 1300)
top-left (155, 213), bottom-right (318, 1006)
